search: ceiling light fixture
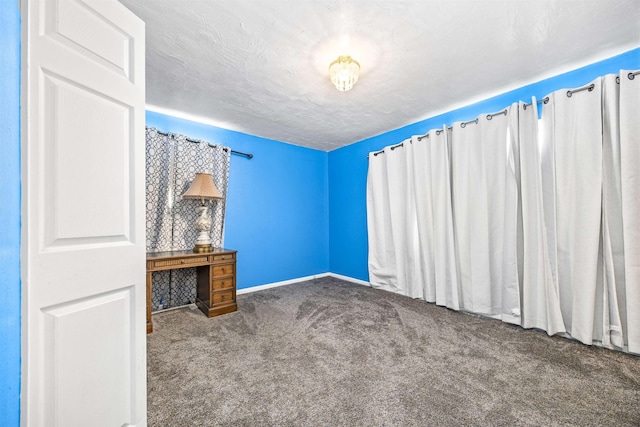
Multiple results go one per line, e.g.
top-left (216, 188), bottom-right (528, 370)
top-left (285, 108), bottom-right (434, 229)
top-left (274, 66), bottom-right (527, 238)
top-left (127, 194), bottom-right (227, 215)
top-left (329, 55), bottom-right (360, 92)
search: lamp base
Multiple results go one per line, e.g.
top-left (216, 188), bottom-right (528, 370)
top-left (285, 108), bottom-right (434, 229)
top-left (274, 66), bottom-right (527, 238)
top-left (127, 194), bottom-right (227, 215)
top-left (193, 243), bottom-right (213, 253)
top-left (193, 204), bottom-right (213, 253)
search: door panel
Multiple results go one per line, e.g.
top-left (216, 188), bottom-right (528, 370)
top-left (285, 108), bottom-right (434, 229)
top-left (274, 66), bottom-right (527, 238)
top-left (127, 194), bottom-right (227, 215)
top-left (22, 0), bottom-right (146, 426)
top-left (42, 287), bottom-right (135, 426)
top-left (44, 0), bottom-right (134, 79)
top-left (42, 70), bottom-right (132, 247)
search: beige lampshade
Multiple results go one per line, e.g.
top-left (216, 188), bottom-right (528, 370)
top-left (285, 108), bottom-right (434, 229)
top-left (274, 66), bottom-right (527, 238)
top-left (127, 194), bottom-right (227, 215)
top-left (182, 173), bottom-right (222, 200)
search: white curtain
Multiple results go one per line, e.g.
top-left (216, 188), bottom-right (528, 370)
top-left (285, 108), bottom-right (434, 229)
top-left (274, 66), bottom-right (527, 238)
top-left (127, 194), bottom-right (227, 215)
top-left (368, 112), bottom-right (519, 321)
top-left (601, 74), bottom-right (625, 348)
top-left (619, 71), bottom-right (640, 354)
top-left (450, 113), bottom-right (519, 322)
top-left (542, 78), bottom-right (605, 345)
top-left (386, 139), bottom-right (423, 298)
top-left (367, 148), bottom-right (400, 293)
top-left (535, 72), bottom-right (639, 350)
top-left (367, 131), bottom-right (460, 309)
top-left (413, 129), bottom-right (459, 309)
top-left (510, 99), bottom-right (565, 335)
top-left (366, 69), bottom-right (639, 354)
top-left (367, 138), bottom-right (423, 298)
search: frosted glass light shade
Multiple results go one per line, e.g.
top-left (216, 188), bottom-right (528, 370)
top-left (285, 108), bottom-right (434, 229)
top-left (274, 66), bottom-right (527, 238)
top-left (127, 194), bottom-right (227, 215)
top-left (329, 55), bottom-right (360, 92)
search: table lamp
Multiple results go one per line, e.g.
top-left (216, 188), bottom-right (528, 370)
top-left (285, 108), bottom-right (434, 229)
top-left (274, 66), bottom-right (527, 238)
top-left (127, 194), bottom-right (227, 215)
top-left (182, 173), bottom-right (223, 253)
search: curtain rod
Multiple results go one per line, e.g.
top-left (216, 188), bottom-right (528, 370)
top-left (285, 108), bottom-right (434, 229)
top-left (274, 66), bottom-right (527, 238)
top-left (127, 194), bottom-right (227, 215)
top-left (523, 97), bottom-right (549, 110)
top-left (416, 126), bottom-right (453, 142)
top-left (566, 83), bottom-right (595, 98)
top-left (155, 130), bottom-right (254, 159)
top-left (366, 68), bottom-right (640, 159)
top-left (486, 109), bottom-right (507, 120)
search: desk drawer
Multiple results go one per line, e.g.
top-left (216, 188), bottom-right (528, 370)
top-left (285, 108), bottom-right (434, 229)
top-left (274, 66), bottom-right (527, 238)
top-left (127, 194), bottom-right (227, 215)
top-left (151, 256), bottom-right (208, 269)
top-left (213, 253), bottom-right (235, 262)
top-left (213, 278), bottom-right (234, 290)
top-left (213, 264), bottom-right (235, 277)
top-left (212, 290), bottom-right (234, 305)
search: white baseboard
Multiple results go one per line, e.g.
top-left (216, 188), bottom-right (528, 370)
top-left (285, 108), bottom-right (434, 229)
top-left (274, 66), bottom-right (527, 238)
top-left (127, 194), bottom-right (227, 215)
top-left (236, 272), bottom-right (370, 295)
top-left (236, 273), bottom-right (327, 295)
top-left (325, 272), bottom-right (371, 287)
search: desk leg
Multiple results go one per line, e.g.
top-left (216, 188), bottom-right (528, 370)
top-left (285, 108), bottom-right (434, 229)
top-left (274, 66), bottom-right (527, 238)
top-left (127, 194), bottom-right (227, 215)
top-left (146, 271), bottom-right (153, 334)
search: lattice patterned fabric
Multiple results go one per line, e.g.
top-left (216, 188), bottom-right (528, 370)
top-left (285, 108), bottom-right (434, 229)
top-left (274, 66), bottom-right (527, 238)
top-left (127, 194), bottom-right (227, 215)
top-left (145, 128), bottom-right (174, 252)
top-left (145, 127), bottom-right (231, 311)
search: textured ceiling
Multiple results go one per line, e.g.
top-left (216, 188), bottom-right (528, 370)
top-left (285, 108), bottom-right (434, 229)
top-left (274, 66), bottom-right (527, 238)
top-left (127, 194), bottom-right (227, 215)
top-left (119, 0), bottom-right (640, 151)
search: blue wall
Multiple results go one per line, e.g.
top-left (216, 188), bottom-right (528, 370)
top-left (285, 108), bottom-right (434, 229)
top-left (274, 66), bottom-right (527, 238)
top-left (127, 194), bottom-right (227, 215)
top-left (146, 112), bottom-right (330, 289)
top-left (328, 48), bottom-right (640, 281)
top-left (0, 2), bottom-right (21, 426)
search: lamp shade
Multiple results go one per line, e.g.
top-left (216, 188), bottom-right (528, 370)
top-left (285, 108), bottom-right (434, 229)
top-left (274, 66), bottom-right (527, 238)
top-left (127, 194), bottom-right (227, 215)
top-left (182, 173), bottom-right (222, 200)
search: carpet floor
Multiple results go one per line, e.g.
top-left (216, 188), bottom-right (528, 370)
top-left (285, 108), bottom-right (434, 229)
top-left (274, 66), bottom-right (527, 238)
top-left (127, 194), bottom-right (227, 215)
top-left (147, 277), bottom-right (640, 426)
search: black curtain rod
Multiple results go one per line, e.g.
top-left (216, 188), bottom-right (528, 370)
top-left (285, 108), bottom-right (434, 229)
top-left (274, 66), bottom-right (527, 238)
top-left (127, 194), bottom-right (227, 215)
top-left (523, 97), bottom-right (549, 110)
top-left (566, 83), bottom-right (595, 98)
top-left (155, 130), bottom-right (253, 159)
top-left (230, 149), bottom-right (253, 159)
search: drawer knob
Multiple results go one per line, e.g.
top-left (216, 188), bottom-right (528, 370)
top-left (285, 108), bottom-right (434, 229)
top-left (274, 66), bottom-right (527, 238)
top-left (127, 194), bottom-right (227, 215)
top-left (180, 260), bottom-right (185, 264)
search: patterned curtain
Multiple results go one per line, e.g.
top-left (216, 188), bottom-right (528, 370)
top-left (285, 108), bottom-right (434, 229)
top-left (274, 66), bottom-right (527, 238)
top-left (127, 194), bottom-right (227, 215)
top-left (145, 127), bottom-right (231, 311)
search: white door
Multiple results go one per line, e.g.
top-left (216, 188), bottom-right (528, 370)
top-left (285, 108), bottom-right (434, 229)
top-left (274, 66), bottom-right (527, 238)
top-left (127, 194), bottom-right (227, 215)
top-left (21, 0), bottom-right (146, 425)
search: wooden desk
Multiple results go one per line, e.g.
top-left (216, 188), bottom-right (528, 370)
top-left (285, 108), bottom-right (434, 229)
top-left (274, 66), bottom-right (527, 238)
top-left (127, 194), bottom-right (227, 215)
top-left (146, 248), bottom-right (237, 333)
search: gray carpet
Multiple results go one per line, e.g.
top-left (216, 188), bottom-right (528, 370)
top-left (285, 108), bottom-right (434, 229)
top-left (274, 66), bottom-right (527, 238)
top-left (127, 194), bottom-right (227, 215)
top-left (147, 277), bottom-right (640, 426)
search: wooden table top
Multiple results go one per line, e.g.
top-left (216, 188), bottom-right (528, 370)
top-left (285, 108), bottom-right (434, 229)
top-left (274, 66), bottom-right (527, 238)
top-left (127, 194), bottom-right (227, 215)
top-left (146, 248), bottom-right (237, 260)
